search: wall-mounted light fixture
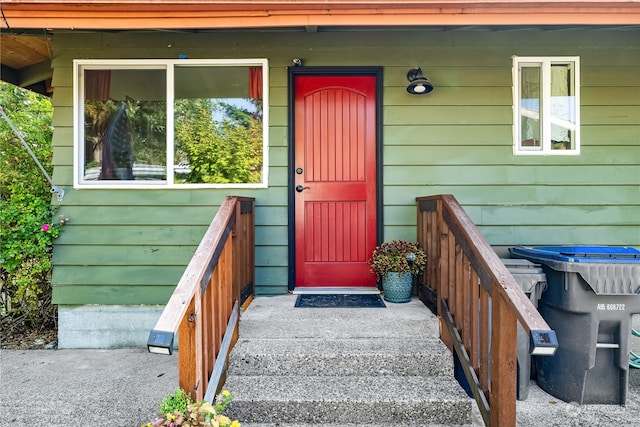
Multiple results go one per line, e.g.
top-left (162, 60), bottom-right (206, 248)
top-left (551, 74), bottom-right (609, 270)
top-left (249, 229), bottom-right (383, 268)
top-left (147, 329), bottom-right (174, 355)
top-left (406, 67), bottom-right (434, 95)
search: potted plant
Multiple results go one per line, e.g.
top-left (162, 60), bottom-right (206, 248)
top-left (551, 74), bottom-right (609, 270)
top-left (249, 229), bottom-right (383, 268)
top-left (368, 240), bottom-right (426, 303)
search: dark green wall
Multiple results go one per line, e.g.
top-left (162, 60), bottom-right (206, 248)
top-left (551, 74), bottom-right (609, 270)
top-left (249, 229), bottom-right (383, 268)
top-left (49, 28), bottom-right (640, 305)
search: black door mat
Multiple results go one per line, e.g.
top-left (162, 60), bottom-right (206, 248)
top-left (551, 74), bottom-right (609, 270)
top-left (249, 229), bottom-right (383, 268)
top-left (294, 293), bottom-right (386, 308)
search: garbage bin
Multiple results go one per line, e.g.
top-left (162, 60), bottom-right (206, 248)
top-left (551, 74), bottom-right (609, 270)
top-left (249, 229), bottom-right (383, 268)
top-left (501, 258), bottom-right (547, 400)
top-left (509, 245), bottom-right (640, 405)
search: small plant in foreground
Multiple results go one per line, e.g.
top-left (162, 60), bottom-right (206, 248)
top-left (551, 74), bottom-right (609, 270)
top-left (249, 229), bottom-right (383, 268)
top-left (159, 388), bottom-right (193, 416)
top-left (144, 388), bottom-right (240, 427)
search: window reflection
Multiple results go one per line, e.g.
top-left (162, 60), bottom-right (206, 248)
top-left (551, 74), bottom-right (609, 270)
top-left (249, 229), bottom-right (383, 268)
top-left (83, 68), bottom-right (167, 181)
top-left (520, 65), bottom-right (541, 148)
top-left (174, 66), bottom-right (263, 184)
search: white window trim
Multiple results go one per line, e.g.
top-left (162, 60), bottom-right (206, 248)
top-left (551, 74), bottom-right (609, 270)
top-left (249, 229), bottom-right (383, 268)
top-left (512, 56), bottom-right (580, 156)
top-left (73, 58), bottom-right (269, 189)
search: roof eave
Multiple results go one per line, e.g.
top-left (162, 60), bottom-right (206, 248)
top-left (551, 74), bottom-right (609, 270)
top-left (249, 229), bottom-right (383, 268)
top-left (2, 2), bottom-right (640, 29)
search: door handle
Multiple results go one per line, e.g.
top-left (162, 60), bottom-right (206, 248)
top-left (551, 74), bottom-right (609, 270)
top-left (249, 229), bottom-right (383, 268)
top-left (296, 185), bottom-right (310, 193)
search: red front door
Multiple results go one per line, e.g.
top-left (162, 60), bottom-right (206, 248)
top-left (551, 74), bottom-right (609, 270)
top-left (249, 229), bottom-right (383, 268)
top-left (294, 75), bottom-right (378, 288)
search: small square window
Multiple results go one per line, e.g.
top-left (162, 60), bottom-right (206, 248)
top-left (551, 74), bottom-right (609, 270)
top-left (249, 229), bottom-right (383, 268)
top-left (513, 56), bottom-right (580, 155)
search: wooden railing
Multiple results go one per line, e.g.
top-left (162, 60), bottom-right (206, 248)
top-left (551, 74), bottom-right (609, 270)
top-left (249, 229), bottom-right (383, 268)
top-left (416, 195), bottom-right (558, 427)
top-left (147, 196), bottom-right (255, 402)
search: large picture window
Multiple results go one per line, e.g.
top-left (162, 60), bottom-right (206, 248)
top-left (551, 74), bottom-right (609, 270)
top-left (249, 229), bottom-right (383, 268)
top-left (74, 59), bottom-right (268, 187)
top-left (513, 56), bottom-right (580, 155)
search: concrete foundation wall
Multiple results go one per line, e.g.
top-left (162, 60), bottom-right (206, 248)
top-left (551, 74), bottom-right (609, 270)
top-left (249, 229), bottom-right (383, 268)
top-left (58, 305), bottom-right (164, 349)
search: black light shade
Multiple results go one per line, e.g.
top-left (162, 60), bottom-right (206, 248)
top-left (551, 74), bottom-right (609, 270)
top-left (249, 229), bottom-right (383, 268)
top-left (406, 67), bottom-right (434, 95)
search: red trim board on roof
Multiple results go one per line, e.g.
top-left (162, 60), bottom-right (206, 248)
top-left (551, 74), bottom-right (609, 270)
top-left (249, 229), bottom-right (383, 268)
top-left (2, 1), bottom-right (640, 29)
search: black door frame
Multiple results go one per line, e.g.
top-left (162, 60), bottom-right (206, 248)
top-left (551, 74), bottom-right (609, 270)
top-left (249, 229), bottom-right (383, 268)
top-left (286, 66), bottom-right (384, 291)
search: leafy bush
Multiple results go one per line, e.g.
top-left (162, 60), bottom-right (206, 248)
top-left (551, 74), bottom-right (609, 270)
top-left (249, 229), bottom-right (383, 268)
top-left (0, 82), bottom-right (57, 335)
top-left (174, 99), bottom-right (263, 184)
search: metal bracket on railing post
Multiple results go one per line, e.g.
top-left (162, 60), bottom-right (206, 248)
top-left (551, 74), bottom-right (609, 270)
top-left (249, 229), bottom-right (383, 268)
top-left (203, 300), bottom-right (240, 403)
top-left (50, 187), bottom-right (65, 202)
top-left (0, 105), bottom-right (65, 201)
top-left (529, 329), bottom-right (559, 356)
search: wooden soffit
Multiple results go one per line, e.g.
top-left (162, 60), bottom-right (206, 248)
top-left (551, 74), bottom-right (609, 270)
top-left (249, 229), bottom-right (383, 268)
top-left (2, 1), bottom-right (640, 29)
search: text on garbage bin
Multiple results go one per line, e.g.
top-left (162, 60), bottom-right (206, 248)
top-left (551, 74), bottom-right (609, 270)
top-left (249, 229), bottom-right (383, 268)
top-left (596, 303), bottom-right (625, 311)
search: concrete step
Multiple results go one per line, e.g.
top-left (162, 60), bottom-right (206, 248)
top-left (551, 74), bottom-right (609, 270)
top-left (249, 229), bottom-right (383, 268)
top-left (228, 337), bottom-right (453, 377)
top-left (224, 375), bottom-right (473, 425)
top-left (238, 294), bottom-right (441, 339)
top-left (239, 318), bottom-right (439, 339)
top-left (240, 295), bottom-right (436, 323)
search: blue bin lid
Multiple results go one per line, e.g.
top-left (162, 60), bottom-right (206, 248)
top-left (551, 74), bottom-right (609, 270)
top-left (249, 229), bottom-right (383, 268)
top-left (510, 246), bottom-right (640, 264)
top-left (509, 246), bottom-right (640, 295)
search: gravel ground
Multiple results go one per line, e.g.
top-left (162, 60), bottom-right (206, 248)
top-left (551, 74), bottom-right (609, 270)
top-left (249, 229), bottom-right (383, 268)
top-left (0, 348), bottom-right (178, 427)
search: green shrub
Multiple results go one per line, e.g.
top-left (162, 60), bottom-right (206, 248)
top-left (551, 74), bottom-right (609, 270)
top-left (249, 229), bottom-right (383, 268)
top-left (159, 388), bottom-right (194, 416)
top-left (0, 82), bottom-right (57, 335)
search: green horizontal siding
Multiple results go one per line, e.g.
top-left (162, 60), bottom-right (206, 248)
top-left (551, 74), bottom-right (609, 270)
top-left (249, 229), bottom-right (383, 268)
top-left (583, 106), bottom-right (640, 125)
top-left (385, 105), bottom-right (511, 125)
top-left (387, 185), bottom-right (640, 206)
top-left (384, 125), bottom-right (512, 145)
top-left (255, 225), bottom-right (288, 246)
top-left (53, 285), bottom-right (173, 305)
top-left (385, 166), bottom-right (639, 185)
top-left (384, 224), bottom-right (640, 247)
top-left (386, 205), bottom-right (640, 226)
top-left (52, 266), bottom-right (185, 285)
top-left (55, 225), bottom-right (209, 245)
top-left (385, 146), bottom-right (639, 165)
top-left (49, 28), bottom-right (639, 305)
top-left (52, 245), bottom-right (197, 266)
top-left (479, 225), bottom-right (640, 247)
top-left (57, 206), bottom-right (222, 225)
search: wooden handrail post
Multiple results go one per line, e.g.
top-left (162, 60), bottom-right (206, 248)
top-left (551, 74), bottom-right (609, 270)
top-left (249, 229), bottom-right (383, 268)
top-left (489, 289), bottom-right (517, 426)
top-left (178, 296), bottom-right (202, 400)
